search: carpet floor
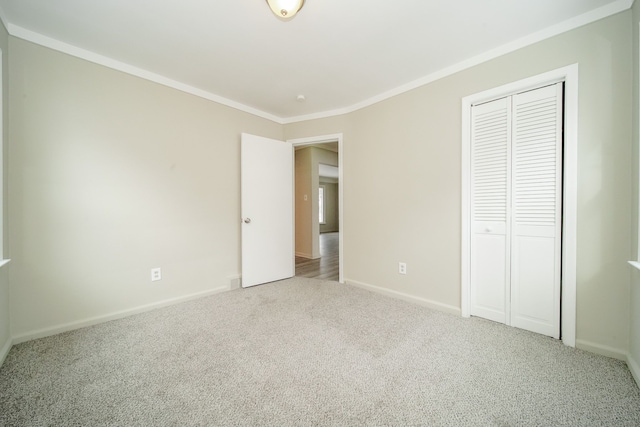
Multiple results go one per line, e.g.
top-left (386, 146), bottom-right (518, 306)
top-left (1, 277), bottom-right (639, 426)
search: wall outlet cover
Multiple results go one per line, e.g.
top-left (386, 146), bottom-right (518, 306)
top-left (399, 262), bottom-right (407, 275)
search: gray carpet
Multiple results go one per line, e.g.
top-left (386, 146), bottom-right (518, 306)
top-left (1, 277), bottom-right (639, 426)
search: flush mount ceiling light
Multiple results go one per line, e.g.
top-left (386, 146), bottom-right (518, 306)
top-left (266, 0), bottom-right (305, 19)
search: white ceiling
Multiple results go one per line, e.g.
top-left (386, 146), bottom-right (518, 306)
top-left (0, 0), bottom-right (629, 123)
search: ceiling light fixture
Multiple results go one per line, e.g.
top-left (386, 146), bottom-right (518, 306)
top-left (266, 0), bottom-right (305, 19)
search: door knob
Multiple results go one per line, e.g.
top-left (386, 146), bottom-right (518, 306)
top-left (485, 227), bottom-right (493, 233)
top-left (243, 218), bottom-right (251, 224)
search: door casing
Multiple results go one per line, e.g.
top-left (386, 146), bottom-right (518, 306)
top-left (288, 134), bottom-right (344, 284)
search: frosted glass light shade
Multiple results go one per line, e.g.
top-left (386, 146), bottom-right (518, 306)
top-left (266, 0), bottom-right (305, 19)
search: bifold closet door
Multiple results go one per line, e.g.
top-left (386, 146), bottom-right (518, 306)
top-left (469, 97), bottom-right (511, 324)
top-left (510, 84), bottom-right (563, 338)
top-left (470, 83), bottom-right (563, 339)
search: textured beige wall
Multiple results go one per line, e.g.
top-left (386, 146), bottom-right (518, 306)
top-left (8, 38), bottom-right (283, 337)
top-left (295, 148), bottom-right (313, 258)
top-left (285, 12), bottom-right (634, 353)
top-left (320, 181), bottom-right (338, 233)
top-left (0, 20), bottom-right (10, 361)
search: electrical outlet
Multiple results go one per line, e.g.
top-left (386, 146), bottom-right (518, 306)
top-left (151, 268), bottom-right (162, 282)
top-left (399, 262), bottom-right (407, 275)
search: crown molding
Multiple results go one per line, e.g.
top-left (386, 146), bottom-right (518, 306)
top-left (282, 0), bottom-right (633, 124)
top-left (0, 0), bottom-right (633, 126)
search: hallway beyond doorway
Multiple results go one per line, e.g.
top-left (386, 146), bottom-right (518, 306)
top-left (295, 232), bottom-right (339, 281)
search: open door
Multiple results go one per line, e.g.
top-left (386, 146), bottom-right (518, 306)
top-left (241, 133), bottom-right (294, 287)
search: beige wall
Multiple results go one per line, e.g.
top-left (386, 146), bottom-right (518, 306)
top-left (630, 0), bottom-right (640, 386)
top-left (295, 147), bottom-right (313, 258)
top-left (285, 12), bottom-right (634, 354)
top-left (8, 38), bottom-right (282, 337)
top-left (320, 180), bottom-right (338, 233)
top-left (295, 146), bottom-right (339, 258)
top-left (0, 19), bottom-right (10, 363)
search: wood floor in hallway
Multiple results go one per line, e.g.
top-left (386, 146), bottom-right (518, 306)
top-left (295, 232), bottom-right (339, 281)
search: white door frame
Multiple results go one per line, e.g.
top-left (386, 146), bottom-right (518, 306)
top-left (288, 133), bottom-right (344, 284)
top-left (461, 64), bottom-right (578, 347)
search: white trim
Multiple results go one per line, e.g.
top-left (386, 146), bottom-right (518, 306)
top-left (628, 352), bottom-right (640, 388)
top-left (227, 274), bottom-right (241, 290)
top-left (562, 65), bottom-right (579, 348)
top-left (288, 134), bottom-right (344, 284)
top-left (575, 339), bottom-right (628, 361)
top-left (281, 0), bottom-right (630, 124)
top-left (295, 251), bottom-right (317, 259)
top-left (461, 64), bottom-right (578, 348)
top-left (0, 259), bottom-right (8, 269)
top-left (11, 286), bottom-right (229, 344)
top-left (0, 335), bottom-right (11, 367)
top-left (0, 2), bottom-right (629, 125)
top-left (636, 22), bottom-right (640, 264)
top-left (8, 25), bottom-right (283, 125)
top-left (346, 279), bottom-right (461, 316)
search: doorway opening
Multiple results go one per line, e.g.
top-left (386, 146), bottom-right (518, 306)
top-left (289, 134), bottom-right (344, 283)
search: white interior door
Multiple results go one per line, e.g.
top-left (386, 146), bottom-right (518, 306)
top-left (241, 133), bottom-right (294, 288)
top-left (469, 83), bottom-right (563, 339)
top-left (510, 84), bottom-right (563, 338)
top-left (470, 97), bottom-right (511, 324)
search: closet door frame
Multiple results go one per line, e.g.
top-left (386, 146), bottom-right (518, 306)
top-left (461, 64), bottom-right (578, 347)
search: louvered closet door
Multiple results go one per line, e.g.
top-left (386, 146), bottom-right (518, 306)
top-left (510, 84), bottom-right (563, 338)
top-left (470, 97), bottom-right (511, 324)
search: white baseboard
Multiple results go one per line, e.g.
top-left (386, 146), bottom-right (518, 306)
top-left (295, 251), bottom-right (312, 259)
top-left (575, 341), bottom-right (640, 389)
top-left (575, 339), bottom-right (627, 361)
top-left (0, 336), bottom-right (12, 368)
top-left (295, 252), bottom-right (321, 260)
top-left (227, 274), bottom-right (241, 290)
top-left (12, 286), bottom-right (230, 345)
top-left (627, 353), bottom-right (640, 389)
top-left (345, 279), bottom-right (461, 316)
